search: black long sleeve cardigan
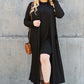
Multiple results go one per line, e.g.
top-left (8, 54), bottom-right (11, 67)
top-left (23, 0), bottom-right (65, 84)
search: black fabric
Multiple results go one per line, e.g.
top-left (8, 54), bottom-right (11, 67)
top-left (40, 38), bottom-right (52, 56)
top-left (24, 0), bottom-right (65, 84)
top-left (39, 1), bottom-right (52, 56)
top-left (39, 1), bottom-right (50, 42)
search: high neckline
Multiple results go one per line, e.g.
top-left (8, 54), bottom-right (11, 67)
top-left (39, 0), bottom-right (49, 4)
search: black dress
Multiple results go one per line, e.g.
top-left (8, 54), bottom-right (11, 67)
top-left (39, 1), bottom-right (52, 55)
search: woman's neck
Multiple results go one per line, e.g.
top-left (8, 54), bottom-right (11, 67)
top-left (39, 0), bottom-right (48, 3)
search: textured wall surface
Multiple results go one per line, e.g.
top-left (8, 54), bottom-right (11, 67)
top-left (0, 0), bottom-right (84, 84)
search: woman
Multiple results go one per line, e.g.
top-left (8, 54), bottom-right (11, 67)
top-left (24, 0), bottom-right (65, 84)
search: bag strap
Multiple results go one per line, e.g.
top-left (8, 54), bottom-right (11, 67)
top-left (30, 2), bottom-right (34, 20)
top-left (29, 2), bottom-right (34, 43)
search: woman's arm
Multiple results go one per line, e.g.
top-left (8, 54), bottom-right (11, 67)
top-left (53, 0), bottom-right (65, 18)
top-left (24, 2), bottom-right (37, 29)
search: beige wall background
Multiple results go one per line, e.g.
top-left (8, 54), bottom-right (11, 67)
top-left (0, 0), bottom-right (84, 84)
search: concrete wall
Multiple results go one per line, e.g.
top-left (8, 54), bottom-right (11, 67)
top-left (0, 0), bottom-right (84, 84)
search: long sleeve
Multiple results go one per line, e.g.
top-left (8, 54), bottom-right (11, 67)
top-left (24, 2), bottom-right (37, 29)
top-left (53, 0), bottom-right (65, 18)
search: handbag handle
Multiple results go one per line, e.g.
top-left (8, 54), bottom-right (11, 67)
top-left (28, 2), bottom-right (34, 43)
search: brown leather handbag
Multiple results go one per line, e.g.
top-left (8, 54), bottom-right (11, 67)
top-left (25, 2), bottom-right (34, 55)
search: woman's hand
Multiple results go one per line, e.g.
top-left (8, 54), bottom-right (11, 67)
top-left (33, 20), bottom-right (41, 27)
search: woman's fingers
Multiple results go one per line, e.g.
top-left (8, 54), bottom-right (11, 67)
top-left (33, 20), bottom-right (41, 27)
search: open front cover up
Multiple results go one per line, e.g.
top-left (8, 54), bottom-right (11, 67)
top-left (24, 0), bottom-right (65, 84)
